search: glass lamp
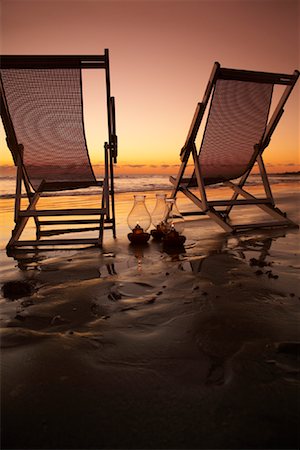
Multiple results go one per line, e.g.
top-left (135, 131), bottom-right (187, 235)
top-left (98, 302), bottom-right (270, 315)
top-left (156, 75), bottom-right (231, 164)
top-left (163, 198), bottom-right (186, 247)
top-left (150, 193), bottom-right (168, 240)
top-left (165, 199), bottom-right (185, 233)
top-left (127, 195), bottom-right (151, 244)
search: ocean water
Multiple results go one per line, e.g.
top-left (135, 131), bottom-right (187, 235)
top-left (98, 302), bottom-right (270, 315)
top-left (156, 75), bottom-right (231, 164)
top-left (0, 172), bottom-right (299, 199)
top-left (0, 174), bottom-right (171, 198)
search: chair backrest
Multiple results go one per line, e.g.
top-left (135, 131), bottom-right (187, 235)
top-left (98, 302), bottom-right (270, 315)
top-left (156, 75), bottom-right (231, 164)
top-left (187, 64), bottom-right (299, 185)
top-left (199, 78), bottom-right (273, 182)
top-left (0, 55), bottom-right (112, 191)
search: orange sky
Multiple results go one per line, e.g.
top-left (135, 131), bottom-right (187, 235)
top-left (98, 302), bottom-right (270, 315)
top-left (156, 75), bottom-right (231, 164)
top-left (0, 0), bottom-right (299, 175)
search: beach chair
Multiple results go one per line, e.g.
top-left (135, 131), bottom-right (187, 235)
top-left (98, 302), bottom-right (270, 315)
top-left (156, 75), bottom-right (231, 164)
top-left (0, 50), bottom-right (117, 252)
top-left (170, 62), bottom-right (299, 232)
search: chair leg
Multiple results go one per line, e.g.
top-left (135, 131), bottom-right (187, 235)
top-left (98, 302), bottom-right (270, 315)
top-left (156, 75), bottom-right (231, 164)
top-left (225, 169), bottom-right (251, 216)
top-left (98, 192), bottom-right (106, 246)
top-left (35, 217), bottom-right (41, 240)
top-left (170, 154), bottom-right (190, 199)
top-left (7, 191), bottom-right (42, 250)
top-left (257, 154), bottom-right (275, 204)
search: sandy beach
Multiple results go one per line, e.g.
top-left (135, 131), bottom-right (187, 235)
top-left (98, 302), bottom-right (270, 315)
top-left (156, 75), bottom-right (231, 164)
top-left (0, 182), bottom-right (299, 449)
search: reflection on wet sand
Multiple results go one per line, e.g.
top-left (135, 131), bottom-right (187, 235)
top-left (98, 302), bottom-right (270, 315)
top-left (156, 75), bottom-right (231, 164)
top-left (6, 227), bottom-right (290, 283)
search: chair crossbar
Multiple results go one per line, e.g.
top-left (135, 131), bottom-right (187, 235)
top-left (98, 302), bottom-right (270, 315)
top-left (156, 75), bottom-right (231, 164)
top-left (181, 211), bottom-right (207, 216)
top-left (39, 219), bottom-right (103, 225)
top-left (19, 208), bottom-right (106, 217)
top-left (219, 67), bottom-right (298, 85)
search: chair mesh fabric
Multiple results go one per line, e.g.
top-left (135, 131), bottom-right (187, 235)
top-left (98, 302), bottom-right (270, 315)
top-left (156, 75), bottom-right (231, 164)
top-left (190, 79), bottom-right (273, 186)
top-left (1, 68), bottom-right (96, 191)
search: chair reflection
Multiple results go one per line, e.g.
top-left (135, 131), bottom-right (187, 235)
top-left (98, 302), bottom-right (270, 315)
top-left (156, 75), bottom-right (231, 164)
top-left (181, 232), bottom-right (284, 275)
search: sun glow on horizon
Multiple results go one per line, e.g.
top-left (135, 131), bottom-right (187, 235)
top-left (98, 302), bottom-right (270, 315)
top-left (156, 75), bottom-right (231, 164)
top-left (0, 0), bottom-right (299, 177)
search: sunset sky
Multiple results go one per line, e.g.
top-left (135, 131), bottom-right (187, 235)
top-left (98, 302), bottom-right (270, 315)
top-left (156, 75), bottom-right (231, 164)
top-left (0, 0), bottom-right (299, 175)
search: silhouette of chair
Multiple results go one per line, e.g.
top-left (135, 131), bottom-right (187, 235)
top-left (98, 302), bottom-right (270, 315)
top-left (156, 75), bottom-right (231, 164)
top-left (0, 50), bottom-right (117, 252)
top-left (170, 62), bottom-right (299, 232)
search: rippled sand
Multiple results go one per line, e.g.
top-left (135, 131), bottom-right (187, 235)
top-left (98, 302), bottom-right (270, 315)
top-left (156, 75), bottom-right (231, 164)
top-left (1, 184), bottom-right (299, 449)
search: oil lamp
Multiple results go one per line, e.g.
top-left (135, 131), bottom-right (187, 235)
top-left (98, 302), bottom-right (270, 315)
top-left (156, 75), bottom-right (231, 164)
top-left (150, 193), bottom-right (168, 240)
top-left (127, 195), bottom-right (151, 244)
top-left (162, 198), bottom-right (186, 248)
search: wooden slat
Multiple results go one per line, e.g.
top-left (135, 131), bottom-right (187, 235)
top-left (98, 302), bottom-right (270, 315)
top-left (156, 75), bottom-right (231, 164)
top-left (181, 62), bottom-right (220, 161)
top-left (13, 238), bottom-right (101, 247)
top-left (39, 218), bottom-right (114, 225)
top-left (170, 175), bottom-right (191, 185)
top-left (19, 208), bottom-right (106, 217)
top-left (39, 219), bottom-right (101, 225)
top-left (39, 227), bottom-right (100, 237)
top-left (263, 71), bottom-right (299, 147)
top-left (0, 78), bottom-right (20, 165)
top-left (209, 198), bottom-right (272, 207)
top-left (232, 221), bottom-right (292, 231)
top-left (41, 180), bottom-right (103, 191)
top-left (181, 211), bottom-right (207, 216)
top-left (0, 55), bottom-right (107, 69)
top-left (192, 143), bottom-right (208, 210)
top-left (219, 68), bottom-right (297, 85)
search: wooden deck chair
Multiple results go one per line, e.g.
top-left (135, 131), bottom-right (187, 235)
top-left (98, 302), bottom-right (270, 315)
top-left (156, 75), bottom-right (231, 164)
top-left (170, 62), bottom-right (299, 233)
top-left (0, 50), bottom-right (118, 253)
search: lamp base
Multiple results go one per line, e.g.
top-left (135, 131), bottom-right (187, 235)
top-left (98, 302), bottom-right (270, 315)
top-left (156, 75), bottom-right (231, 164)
top-left (150, 228), bottom-right (165, 241)
top-left (162, 233), bottom-right (186, 248)
top-left (128, 232), bottom-right (150, 244)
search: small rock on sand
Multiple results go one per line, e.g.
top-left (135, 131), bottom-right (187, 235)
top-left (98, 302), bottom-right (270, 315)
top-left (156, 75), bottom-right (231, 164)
top-left (1, 280), bottom-right (35, 300)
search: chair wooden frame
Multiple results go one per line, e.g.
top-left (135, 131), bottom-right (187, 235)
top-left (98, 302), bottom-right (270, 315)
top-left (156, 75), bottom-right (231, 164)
top-left (0, 50), bottom-right (118, 253)
top-left (170, 62), bottom-right (299, 233)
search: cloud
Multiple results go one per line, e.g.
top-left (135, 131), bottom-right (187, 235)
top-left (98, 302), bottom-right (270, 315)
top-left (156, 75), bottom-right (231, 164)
top-left (159, 164), bottom-right (182, 168)
top-left (125, 164), bottom-right (147, 168)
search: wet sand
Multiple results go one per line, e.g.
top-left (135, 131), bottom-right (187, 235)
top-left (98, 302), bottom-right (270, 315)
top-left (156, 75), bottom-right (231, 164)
top-left (1, 183), bottom-right (300, 449)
